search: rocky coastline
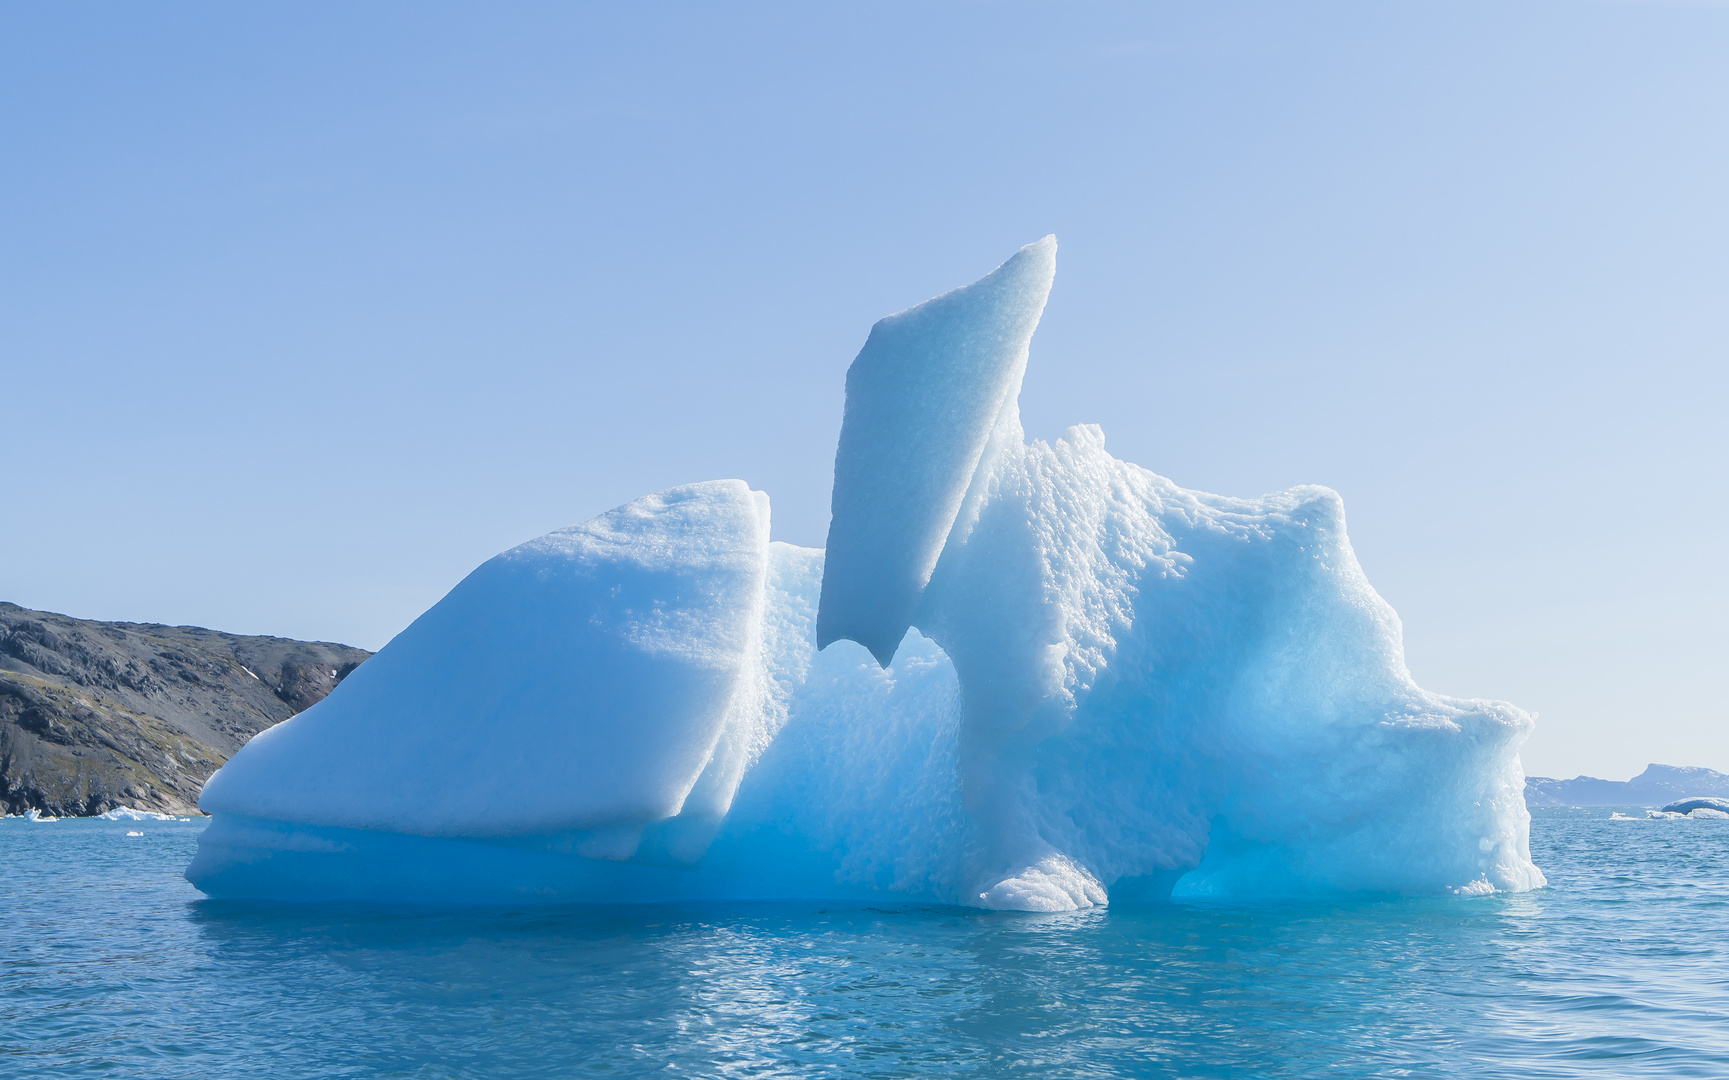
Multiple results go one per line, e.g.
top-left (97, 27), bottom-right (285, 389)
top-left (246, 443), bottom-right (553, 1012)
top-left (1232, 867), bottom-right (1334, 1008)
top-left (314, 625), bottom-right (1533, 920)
top-left (1, 602), bottom-right (368, 817)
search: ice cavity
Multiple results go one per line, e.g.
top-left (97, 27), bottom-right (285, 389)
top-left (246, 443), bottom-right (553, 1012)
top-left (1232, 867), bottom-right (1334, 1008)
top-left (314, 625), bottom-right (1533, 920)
top-left (187, 238), bottom-right (1545, 908)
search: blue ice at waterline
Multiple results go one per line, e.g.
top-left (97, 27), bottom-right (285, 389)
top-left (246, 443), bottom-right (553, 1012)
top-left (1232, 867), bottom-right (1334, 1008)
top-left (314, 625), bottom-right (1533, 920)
top-left (188, 238), bottom-right (1544, 909)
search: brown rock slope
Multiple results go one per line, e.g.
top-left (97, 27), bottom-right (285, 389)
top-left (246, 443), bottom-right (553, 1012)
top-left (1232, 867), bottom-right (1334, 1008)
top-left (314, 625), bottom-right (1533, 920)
top-left (1, 602), bottom-right (370, 816)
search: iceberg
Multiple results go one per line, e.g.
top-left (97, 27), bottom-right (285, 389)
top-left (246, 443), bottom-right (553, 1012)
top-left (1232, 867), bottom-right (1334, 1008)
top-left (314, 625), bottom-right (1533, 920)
top-left (1658, 798), bottom-right (1729, 816)
top-left (187, 238), bottom-right (1545, 909)
top-left (1623, 795), bottom-right (1729, 820)
top-left (98, 807), bottom-right (186, 821)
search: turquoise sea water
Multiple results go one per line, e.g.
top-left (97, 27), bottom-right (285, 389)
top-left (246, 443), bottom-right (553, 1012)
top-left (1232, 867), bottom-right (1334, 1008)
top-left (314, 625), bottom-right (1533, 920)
top-left (3, 808), bottom-right (1726, 1078)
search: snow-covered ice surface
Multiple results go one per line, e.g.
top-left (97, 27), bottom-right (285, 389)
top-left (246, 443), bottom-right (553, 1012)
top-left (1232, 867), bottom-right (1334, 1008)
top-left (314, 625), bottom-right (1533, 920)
top-left (188, 239), bottom-right (1544, 909)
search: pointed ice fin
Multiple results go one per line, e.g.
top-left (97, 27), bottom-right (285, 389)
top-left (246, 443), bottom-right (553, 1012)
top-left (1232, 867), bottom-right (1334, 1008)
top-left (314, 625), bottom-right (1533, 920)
top-left (816, 236), bottom-right (1056, 665)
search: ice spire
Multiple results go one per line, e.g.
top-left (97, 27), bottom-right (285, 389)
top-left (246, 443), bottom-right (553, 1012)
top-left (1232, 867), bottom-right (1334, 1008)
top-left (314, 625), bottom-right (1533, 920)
top-left (815, 236), bottom-right (1056, 665)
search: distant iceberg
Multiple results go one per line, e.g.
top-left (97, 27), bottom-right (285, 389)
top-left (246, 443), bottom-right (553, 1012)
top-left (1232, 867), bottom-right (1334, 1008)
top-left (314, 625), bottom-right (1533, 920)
top-left (98, 807), bottom-right (187, 821)
top-left (1658, 797), bottom-right (1729, 817)
top-left (1661, 797), bottom-right (1729, 814)
top-left (187, 238), bottom-right (1545, 909)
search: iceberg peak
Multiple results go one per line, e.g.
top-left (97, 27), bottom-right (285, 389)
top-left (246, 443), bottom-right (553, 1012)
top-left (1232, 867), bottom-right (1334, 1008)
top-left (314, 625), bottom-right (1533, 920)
top-left (817, 236), bottom-right (1056, 666)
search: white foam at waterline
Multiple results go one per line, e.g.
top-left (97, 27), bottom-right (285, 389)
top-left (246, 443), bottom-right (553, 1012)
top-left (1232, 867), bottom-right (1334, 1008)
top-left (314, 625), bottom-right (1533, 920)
top-left (978, 853), bottom-right (1108, 911)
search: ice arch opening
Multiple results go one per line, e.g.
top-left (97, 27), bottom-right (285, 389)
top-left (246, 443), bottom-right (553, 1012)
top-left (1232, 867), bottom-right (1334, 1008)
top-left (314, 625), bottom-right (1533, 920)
top-left (187, 238), bottom-right (1544, 908)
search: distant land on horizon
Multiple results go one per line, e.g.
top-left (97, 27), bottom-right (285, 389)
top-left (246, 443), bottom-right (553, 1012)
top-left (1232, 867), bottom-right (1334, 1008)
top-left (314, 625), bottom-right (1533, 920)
top-left (4, 600), bottom-right (1724, 818)
top-left (1521, 764), bottom-right (1729, 808)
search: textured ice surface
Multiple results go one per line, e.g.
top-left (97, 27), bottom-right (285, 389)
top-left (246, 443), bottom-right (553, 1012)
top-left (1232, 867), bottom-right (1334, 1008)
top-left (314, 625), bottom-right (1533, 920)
top-left (189, 239), bottom-right (1544, 908)
top-left (906, 423), bottom-right (1542, 903)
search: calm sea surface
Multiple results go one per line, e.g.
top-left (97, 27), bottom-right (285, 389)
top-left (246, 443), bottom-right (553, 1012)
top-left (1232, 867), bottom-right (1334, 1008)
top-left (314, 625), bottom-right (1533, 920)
top-left (3, 808), bottom-right (1726, 1079)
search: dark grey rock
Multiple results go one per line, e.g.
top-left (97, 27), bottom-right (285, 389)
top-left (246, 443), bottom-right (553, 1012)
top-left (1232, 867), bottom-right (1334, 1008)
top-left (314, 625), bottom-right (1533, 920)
top-left (1, 602), bottom-right (369, 817)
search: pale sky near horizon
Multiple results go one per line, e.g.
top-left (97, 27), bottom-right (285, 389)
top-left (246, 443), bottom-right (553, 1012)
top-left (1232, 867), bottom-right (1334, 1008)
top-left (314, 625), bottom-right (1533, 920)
top-left (3, 2), bottom-right (1724, 781)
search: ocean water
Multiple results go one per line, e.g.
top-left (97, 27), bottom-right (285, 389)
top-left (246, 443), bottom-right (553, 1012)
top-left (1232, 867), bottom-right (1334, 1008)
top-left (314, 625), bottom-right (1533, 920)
top-left (3, 809), bottom-right (1726, 1079)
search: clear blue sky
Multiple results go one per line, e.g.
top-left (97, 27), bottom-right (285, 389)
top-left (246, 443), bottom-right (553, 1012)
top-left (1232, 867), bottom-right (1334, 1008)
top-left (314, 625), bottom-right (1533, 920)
top-left (3, 2), bottom-right (1724, 781)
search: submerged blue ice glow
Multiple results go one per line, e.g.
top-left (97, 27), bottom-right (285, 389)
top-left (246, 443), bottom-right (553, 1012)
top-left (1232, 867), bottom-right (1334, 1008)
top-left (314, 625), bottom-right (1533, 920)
top-left (7, 809), bottom-right (1727, 1078)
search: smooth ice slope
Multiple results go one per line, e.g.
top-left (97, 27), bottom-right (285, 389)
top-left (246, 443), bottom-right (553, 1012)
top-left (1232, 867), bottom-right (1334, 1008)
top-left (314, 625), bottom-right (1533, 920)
top-left (199, 481), bottom-right (774, 846)
top-left (189, 238), bottom-right (1544, 908)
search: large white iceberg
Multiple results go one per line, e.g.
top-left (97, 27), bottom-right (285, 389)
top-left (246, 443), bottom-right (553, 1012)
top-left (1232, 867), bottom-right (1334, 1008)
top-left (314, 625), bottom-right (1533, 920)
top-left (188, 238), bottom-right (1545, 909)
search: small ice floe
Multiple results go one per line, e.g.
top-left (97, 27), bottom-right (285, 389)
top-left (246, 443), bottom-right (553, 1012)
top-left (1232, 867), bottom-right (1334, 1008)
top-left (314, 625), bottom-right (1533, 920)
top-left (99, 807), bottom-right (180, 822)
top-left (126, 830), bottom-right (144, 837)
top-left (19, 809), bottom-right (60, 822)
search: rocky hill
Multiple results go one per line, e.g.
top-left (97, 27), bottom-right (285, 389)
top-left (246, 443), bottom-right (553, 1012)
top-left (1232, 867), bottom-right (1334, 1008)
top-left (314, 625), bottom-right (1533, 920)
top-left (1, 602), bottom-right (369, 817)
top-left (1523, 763), bottom-right (1729, 807)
